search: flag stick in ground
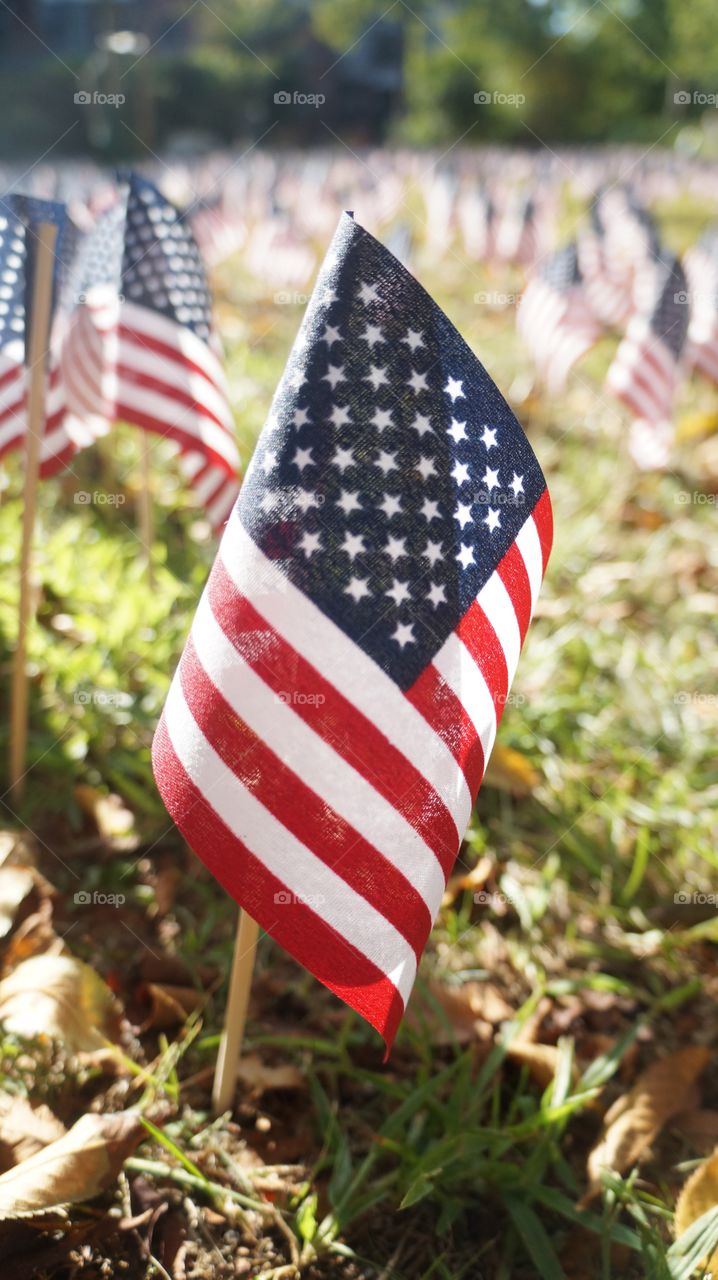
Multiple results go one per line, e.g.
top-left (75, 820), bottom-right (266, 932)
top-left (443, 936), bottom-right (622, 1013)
top-left (8, 221), bottom-right (58, 801)
top-left (137, 430), bottom-right (155, 586)
top-left (212, 909), bottom-right (259, 1115)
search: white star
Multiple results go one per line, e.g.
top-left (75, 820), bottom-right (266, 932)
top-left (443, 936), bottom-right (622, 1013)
top-left (365, 364), bottom-right (389, 391)
top-left (410, 413), bottom-right (432, 437)
top-left (298, 530), bottom-right (322, 558)
top-left (385, 534), bottom-right (407, 561)
top-left (510, 472), bottom-right (524, 496)
top-left (484, 508), bottom-right (501, 533)
top-left (341, 531), bottom-right (366, 559)
top-left (345, 575), bottom-right (371, 603)
top-left (391, 621), bottom-right (415, 648)
top-left (323, 364), bottom-right (346, 389)
top-left (337, 489), bottom-right (362, 515)
top-left (401, 328), bottom-right (424, 352)
top-left (329, 404), bottom-right (352, 428)
top-left (447, 418), bottom-right (467, 444)
top-left (360, 323), bottom-right (384, 348)
top-left (445, 377), bottom-right (464, 402)
top-left (451, 460), bottom-right (471, 485)
top-left (427, 582), bottom-right (446, 608)
top-left (408, 369), bottom-right (429, 394)
top-left (420, 497), bottom-right (441, 521)
top-left (321, 323), bottom-right (342, 344)
top-left (259, 492), bottom-right (278, 514)
top-left (376, 450), bottom-right (398, 475)
top-left (359, 281), bottom-right (380, 305)
top-left (320, 286), bottom-right (338, 306)
top-left (295, 489), bottom-right (318, 513)
top-left (372, 408), bottom-right (394, 431)
top-left (287, 367), bottom-right (306, 391)
top-left (454, 502), bottom-right (473, 530)
top-left (265, 411), bottom-right (280, 434)
top-left (483, 466), bottom-right (500, 491)
top-left (293, 407), bottom-right (311, 428)
top-left (380, 494), bottom-right (403, 518)
top-left (457, 544), bottom-right (475, 570)
top-left (416, 456), bottom-right (436, 481)
top-left (333, 446), bottom-right (356, 472)
top-left (293, 446), bottom-right (314, 471)
top-left (423, 539), bottom-right (443, 566)
top-left (261, 450), bottom-right (278, 474)
top-left (480, 425), bottom-right (498, 449)
top-left (386, 578), bottom-right (411, 606)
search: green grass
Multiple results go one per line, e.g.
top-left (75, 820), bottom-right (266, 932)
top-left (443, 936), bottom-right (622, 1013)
top-left (1, 196), bottom-right (718, 1278)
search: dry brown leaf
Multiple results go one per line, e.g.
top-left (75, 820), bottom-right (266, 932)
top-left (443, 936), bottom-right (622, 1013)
top-left (507, 1041), bottom-right (568, 1090)
top-left (674, 1146), bottom-right (718, 1271)
top-left (581, 1046), bottom-right (710, 1204)
top-left (0, 1111), bottom-right (141, 1220)
top-left (74, 785), bottom-right (135, 842)
top-left (0, 832), bottom-right (39, 871)
top-left (442, 856), bottom-right (494, 908)
top-left (0, 1093), bottom-right (66, 1171)
top-left (139, 983), bottom-right (204, 1031)
top-left (672, 1109), bottom-right (718, 1152)
top-left (407, 980), bottom-right (514, 1044)
top-left (0, 954), bottom-right (122, 1054)
top-left (236, 1054), bottom-right (305, 1094)
top-left (483, 745), bottom-right (539, 795)
top-left (0, 869), bottom-right (37, 942)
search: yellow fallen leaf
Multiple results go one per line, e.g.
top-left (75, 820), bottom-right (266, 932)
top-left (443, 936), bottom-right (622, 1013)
top-left (507, 1041), bottom-right (567, 1090)
top-left (407, 980), bottom-right (514, 1045)
top-left (74, 785), bottom-right (135, 841)
top-left (0, 1111), bottom-right (141, 1220)
top-left (483, 745), bottom-right (539, 795)
top-left (0, 1093), bottom-right (66, 1171)
top-left (442, 856), bottom-right (494, 908)
top-left (676, 410), bottom-right (718, 443)
top-left (0, 868), bottom-right (36, 941)
top-left (582, 1046), bottom-right (710, 1204)
top-left (0, 954), bottom-right (122, 1054)
top-left (674, 1146), bottom-right (718, 1272)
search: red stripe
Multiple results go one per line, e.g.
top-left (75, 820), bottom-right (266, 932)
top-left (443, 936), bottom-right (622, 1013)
top-left (40, 439), bottom-right (76, 478)
top-left (405, 664), bottom-right (484, 799)
top-left (114, 399), bottom-right (234, 475)
top-left (207, 561), bottom-right (459, 875)
top-left (531, 488), bottom-right (553, 574)
top-left (497, 543), bottom-right (532, 644)
top-left (0, 363), bottom-right (22, 392)
top-left (179, 637), bottom-right (433, 956)
top-left (152, 716), bottom-right (405, 1050)
top-left (115, 357), bottom-right (233, 441)
top-left (457, 601), bottom-right (509, 717)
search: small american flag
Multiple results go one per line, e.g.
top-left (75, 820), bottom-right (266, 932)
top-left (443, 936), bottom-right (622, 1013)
top-left (152, 213), bottom-right (552, 1049)
top-left (518, 243), bottom-right (601, 393)
top-left (606, 249), bottom-right (689, 468)
top-left (0, 194), bottom-right (68, 473)
top-left (578, 195), bottom-right (635, 330)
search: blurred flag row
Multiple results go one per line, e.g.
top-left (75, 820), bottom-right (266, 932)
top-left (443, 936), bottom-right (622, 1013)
top-left (0, 174), bottom-right (240, 530)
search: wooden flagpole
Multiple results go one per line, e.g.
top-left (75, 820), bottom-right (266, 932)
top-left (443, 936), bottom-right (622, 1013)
top-left (137, 430), bottom-right (155, 587)
top-left (212, 908), bottom-right (259, 1115)
top-left (8, 221), bottom-right (58, 802)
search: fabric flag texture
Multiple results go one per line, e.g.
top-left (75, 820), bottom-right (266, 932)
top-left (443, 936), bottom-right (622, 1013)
top-left (517, 243), bottom-right (601, 393)
top-left (683, 232), bottom-right (718, 387)
top-left (152, 213), bottom-right (553, 1050)
top-left (606, 249), bottom-right (689, 468)
top-left (0, 194), bottom-right (68, 472)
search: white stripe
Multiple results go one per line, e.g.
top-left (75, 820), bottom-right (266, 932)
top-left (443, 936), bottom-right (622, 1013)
top-left (117, 333), bottom-right (235, 435)
top-left (432, 633), bottom-right (497, 762)
top-left (115, 375), bottom-right (239, 469)
top-left (515, 516), bottom-right (544, 615)
top-left (219, 513), bottom-right (472, 834)
top-left (476, 573), bottom-right (522, 682)
top-left (192, 592), bottom-right (448, 917)
top-left (163, 679), bottom-right (417, 1003)
top-left (206, 477), bottom-right (238, 529)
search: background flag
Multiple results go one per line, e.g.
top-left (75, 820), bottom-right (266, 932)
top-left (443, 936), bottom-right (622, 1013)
top-left (518, 242), bottom-right (601, 393)
top-left (152, 213), bottom-right (552, 1050)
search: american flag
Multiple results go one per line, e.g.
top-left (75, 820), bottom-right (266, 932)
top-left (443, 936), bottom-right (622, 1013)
top-left (578, 194), bottom-right (636, 330)
top-left (458, 185), bottom-right (495, 263)
top-left (61, 175), bottom-right (239, 529)
top-left (606, 249), bottom-right (689, 468)
top-left (683, 232), bottom-right (718, 386)
top-left (517, 243), bottom-right (601, 393)
top-left (152, 213), bottom-right (552, 1049)
top-left (495, 193), bottom-right (538, 266)
top-left (0, 194), bottom-right (68, 473)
